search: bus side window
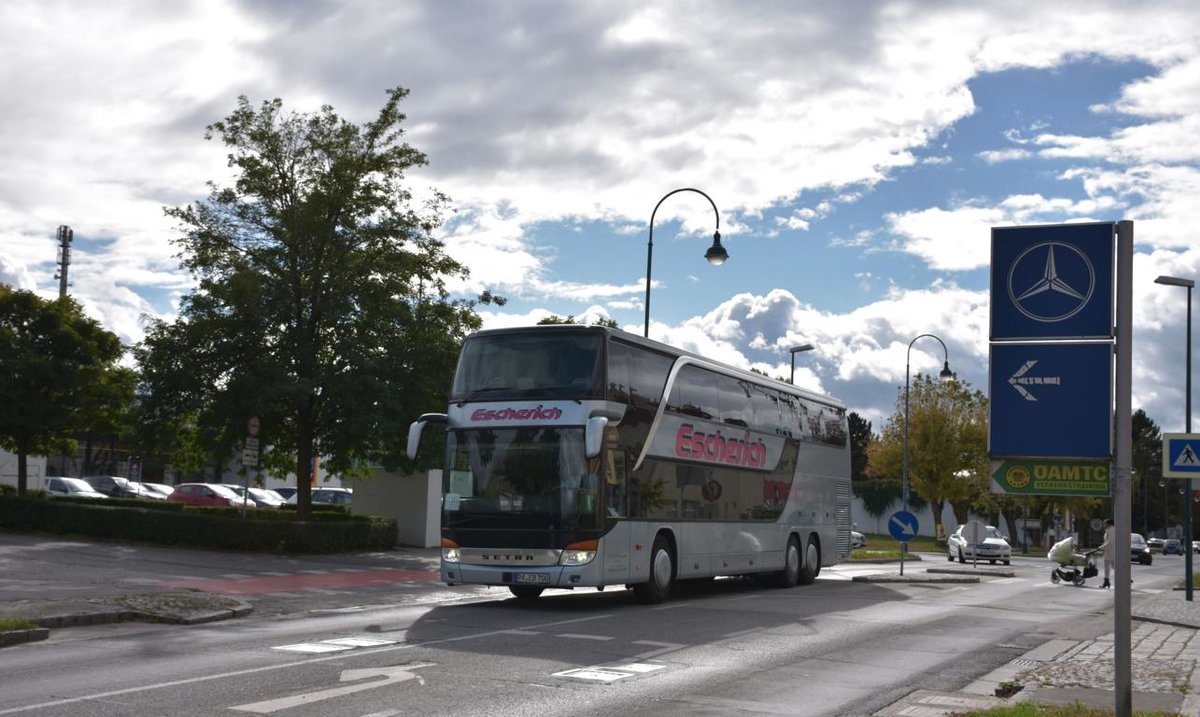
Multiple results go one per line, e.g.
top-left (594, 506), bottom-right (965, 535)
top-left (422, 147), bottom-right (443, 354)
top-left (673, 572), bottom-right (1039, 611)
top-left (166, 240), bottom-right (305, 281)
top-left (604, 437), bottom-right (626, 518)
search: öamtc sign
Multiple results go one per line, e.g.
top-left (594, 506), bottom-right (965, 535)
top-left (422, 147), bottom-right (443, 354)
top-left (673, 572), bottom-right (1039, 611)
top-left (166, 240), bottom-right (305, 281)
top-left (990, 458), bottom-right (1111, 497)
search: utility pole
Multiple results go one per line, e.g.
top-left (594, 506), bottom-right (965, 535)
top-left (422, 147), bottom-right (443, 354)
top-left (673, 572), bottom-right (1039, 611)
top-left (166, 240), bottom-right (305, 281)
top-left (54, 225), bottom-right (73, 298)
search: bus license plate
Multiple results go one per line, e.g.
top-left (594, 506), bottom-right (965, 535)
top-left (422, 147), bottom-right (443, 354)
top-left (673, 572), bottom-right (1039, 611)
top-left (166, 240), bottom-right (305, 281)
top-left (514, 573), bottom-right (550, 585)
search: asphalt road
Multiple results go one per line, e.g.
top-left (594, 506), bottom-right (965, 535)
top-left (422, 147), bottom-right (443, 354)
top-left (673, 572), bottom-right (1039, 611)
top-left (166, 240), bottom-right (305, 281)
top-left (2, 533), bottom-right (1179, 716)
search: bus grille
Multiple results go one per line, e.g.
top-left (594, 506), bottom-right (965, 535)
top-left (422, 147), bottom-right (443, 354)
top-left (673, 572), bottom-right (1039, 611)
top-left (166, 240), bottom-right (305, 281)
top-left (836, 477), bottom-right (851, 555)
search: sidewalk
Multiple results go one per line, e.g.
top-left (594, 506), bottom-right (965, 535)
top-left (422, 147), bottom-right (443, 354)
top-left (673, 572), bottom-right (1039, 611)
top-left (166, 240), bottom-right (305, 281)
top-left (875, 586), bottom-right (1200, 716)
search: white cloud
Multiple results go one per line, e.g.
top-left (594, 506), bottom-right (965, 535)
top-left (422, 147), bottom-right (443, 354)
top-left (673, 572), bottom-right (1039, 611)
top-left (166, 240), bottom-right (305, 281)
top-left (978, 148), bottom-right (1031, 164)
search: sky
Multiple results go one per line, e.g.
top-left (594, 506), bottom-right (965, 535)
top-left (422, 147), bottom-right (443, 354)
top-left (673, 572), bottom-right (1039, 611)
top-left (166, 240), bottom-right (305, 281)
top-left (2, 0), bottom-right (1198, 435)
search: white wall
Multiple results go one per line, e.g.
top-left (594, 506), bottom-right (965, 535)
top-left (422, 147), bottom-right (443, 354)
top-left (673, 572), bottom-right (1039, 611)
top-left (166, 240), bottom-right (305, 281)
top-left (0, 449), bottom-right (47, 488)
top-left (344, 469), bottom-right (441, 548)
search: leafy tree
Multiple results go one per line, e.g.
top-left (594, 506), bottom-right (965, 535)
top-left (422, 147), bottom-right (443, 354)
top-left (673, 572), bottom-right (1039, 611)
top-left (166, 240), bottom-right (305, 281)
top-left (537, 314), bottom-right (619, 328)
top-left (0, 287), bottom-right (133, 494)
top-left (848, 411), bottom-right (899, 523)
top-left (1132, 409), bottom-right (1163, 534)
top-left (866, 374), bottom-right (989, 532)
top-left (135, 88), bottom-right (494, 518)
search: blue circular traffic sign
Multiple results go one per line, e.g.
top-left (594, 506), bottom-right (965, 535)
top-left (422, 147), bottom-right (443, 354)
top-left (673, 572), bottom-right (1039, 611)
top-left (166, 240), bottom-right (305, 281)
top-left (889, 510), bottom-right (919, 542)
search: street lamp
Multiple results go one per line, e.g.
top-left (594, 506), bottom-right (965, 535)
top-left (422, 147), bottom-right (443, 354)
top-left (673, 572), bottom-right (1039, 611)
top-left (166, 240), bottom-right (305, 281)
top-left (644, 188), bottom-right (724, 338)
top-left (789, 343), bottom-right (814, 384)
top-left (1156, 274), bottom-right (1194, 600)
top-left (901, 333), bottom-right (953, 575)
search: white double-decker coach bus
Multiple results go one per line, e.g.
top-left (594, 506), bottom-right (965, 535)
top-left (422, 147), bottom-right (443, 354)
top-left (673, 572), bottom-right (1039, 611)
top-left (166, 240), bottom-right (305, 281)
top-left (407, 325), bottom-right (851, 603)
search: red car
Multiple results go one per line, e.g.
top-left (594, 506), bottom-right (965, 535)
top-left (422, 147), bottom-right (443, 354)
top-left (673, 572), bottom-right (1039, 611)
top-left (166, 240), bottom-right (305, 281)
top-left (167, 483), bottom-right (240, 507)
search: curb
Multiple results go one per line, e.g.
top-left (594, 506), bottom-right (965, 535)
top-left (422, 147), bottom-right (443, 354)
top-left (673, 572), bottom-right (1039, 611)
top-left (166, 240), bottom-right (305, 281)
top-left (0, 627), bottom-right (49, 648)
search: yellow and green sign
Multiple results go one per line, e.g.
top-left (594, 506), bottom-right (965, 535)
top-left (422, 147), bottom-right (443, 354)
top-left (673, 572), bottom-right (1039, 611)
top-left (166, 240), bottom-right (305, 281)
top-left (990, 459), bottom-right (1111, 497)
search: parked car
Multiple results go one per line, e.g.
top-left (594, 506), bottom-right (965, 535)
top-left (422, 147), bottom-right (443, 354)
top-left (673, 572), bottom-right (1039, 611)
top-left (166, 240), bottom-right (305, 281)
top-left (1148, 537), bottom-right (1165, 552)
top-left (139, 482), bottom-right (175, 498)
top-left (81, 475), bottom-right (140, 498)
top-left (220, 484), bottom-right (286, 508)
top-left (947, 524), bottom-right (1012, 565)
top-left (126, 481), bottom-right (168, 499)
top-left (286, 487), bottom-right (353, 506)
top-left (167, 483), bottom-right (241, 507)
top-left (44, 477), bottom-right (108, 499)
top-left (1131, 534), bottom-right (1153, 565)
top-left (850, 530), bottom-right (867, 550)
top-left (1163, 538), bottom-right (1184, 555)
top-left (272, 487), bottom-right (297, 501)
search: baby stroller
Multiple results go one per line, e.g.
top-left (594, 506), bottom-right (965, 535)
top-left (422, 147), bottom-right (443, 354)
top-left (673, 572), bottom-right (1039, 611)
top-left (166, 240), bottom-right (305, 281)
top-left (1047, 537), bottom-right (1098, 586)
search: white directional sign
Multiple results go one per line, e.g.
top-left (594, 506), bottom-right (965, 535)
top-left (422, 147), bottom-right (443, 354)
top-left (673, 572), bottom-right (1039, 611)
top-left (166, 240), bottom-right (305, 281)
top-left (1164, 433), bottom-right (1200, 479)
top-left (1007, 360), bottom-right (1061, 401)
top-left (231, 663), bottom-right (432, 713)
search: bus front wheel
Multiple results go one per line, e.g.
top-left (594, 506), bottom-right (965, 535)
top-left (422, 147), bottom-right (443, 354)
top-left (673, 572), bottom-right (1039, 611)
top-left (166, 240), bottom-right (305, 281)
top-left (633, 535), bottom-right (674, 604)
top-left (798, 536), bottom-right (821, 585)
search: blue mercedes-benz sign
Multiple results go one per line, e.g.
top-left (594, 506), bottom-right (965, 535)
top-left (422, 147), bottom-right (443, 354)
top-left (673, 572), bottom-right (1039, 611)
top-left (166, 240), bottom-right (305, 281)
top-left (991, 223), bottom-right (1115, 341)
top-left (989, 342), bottom-right (1113, 459)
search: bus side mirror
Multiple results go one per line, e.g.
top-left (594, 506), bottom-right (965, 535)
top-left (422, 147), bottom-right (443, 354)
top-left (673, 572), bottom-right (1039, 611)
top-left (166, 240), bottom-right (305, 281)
top-left (407, 413), bottom-right (447, 460)
top-left (585, 416), bottom-right (608, 459)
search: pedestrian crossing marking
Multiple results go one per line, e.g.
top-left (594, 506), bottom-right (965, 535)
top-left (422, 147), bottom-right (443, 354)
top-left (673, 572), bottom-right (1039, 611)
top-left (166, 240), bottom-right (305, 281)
top-left (1177, 445), bottom-right (1199, 467)
top-left (273, 636), bottom-right (397, 653)
top-left (1164, 434), bottom-right (1200, 478)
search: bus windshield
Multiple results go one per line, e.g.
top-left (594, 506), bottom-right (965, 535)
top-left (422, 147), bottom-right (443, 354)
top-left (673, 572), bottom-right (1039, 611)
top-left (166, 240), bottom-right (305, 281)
top-left (443, 427), bottom-right (601, 531)
top-left (451, 331), bottom-right (604, 401)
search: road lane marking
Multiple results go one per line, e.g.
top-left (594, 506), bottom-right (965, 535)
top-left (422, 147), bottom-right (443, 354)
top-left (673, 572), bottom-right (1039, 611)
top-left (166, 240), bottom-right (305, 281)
top-left (557, 633), bottom-right (614, 641)
top-left (230, 664), bottom-right (433, 713)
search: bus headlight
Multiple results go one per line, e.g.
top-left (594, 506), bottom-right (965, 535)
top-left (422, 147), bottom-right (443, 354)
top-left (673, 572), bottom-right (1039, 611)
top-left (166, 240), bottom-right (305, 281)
top-left (559, 539), bottom-right (598, 566)
top-left (441, 538), bottom-right (461, 564)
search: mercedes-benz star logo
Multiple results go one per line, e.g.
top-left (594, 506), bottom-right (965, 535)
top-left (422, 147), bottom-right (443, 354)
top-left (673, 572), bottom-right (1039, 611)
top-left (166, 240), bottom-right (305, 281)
top-left (1007, 241), bottom-right (1095, 323)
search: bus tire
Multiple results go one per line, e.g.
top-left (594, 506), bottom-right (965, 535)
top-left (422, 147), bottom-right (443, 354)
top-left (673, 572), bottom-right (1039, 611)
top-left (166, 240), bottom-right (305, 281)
top-left (509, 586), bottom-right (544, 600)
top-left (798, 536), bottom-right (821, 585)
top-left (769, 536), bottom-right (802, 588)
top-left (633, 535), bottom-right (674, 604)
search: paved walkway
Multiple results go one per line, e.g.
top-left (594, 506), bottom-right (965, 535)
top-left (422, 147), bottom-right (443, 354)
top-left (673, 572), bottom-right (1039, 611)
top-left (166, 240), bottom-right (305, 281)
top-left (876, 588), bottom-right (1200, 716)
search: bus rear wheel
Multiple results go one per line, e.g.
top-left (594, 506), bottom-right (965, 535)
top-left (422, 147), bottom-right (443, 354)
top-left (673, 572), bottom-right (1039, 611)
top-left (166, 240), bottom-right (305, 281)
top-left (798, 536), bottom-right (821, 585)
top-left (509, 586), bottom-right (544, 600)
top-left (768, 536), bottom-right (802, 588)
top-left (633, 535), bottom-right (674, 604)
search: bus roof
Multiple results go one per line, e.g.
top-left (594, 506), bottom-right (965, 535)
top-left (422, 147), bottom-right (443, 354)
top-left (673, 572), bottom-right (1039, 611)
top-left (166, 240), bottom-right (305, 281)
top-left (463, 324), bottom-right (846, 411)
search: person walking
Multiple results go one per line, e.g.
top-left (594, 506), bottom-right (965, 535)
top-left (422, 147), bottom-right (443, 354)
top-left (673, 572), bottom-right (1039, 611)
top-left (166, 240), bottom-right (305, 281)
top-left (1099, 518), bottom-right (1115, 589)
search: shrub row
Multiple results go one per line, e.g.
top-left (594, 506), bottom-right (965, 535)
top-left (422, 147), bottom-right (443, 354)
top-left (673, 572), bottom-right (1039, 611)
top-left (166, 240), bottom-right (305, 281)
top-left (0, 495), bottom-right (397, 553)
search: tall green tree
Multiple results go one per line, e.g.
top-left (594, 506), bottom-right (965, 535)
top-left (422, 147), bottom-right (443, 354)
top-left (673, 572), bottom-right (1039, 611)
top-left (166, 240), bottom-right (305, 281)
top-left (0, 287), bottom-right (133, 494)
top-left (865, 374), bottom-right (989, 531)
top-left (135, 88), bottom-right (492, 518)
top-left (1132, 408), bottom-right (1163, 534)
top-left (848, 411), bottom-right (899, 525)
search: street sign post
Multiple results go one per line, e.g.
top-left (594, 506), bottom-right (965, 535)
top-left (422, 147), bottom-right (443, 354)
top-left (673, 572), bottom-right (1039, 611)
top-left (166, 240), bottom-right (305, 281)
top-left (889, 510), bottom-right (918, 576)
top-left (1163, 433), bottom-right (1200, 480)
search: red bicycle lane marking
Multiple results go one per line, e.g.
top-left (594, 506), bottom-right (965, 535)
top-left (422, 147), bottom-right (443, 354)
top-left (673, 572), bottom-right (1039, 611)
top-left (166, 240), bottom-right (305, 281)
top-left (160, 568), bottom-right (440, 595)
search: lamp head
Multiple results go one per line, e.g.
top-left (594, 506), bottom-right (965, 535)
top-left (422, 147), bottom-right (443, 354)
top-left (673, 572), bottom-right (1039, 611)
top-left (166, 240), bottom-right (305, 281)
top-left (1155, 275), bottom-right (1195, 289)
top-left (704, 231), bottom-right (728, 266)
top-left (939, 361), bottom-right (954, 379)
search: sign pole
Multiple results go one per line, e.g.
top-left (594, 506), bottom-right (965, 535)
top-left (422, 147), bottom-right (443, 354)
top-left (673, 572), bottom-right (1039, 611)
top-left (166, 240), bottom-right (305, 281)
top-left (1113, 220), bottom-right (1133, 717)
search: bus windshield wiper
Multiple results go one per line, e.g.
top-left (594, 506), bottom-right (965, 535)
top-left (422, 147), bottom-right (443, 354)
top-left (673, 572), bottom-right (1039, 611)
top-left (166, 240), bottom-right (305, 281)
top-left (456, 387), bottom-right (515, 406)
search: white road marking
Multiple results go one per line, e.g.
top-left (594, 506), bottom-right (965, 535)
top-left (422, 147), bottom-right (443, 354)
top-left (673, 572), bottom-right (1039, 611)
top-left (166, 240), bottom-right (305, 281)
top-left (557, 633), bottom-right (614, 641)
top-left (230, 664), bottom-right (432, 713)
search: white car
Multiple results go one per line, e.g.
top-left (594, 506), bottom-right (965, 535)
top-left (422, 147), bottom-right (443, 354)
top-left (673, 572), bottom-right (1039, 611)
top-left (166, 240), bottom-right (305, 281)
top-left (850, 530), bottom-right (867, 550)
top-left (44, 477), bottom-right (108, 499)
top-left (947, 524), bottom-right (1012, 565)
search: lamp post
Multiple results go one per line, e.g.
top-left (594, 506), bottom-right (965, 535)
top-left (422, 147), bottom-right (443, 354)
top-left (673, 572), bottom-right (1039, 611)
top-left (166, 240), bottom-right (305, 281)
top-left (1156, 274), bottom-right (1194, 600)
top-left (644, 188), bottom-right (725, 338)
top-left (901, 334), bottom-right (954, 575)
top-left (789, 343), bottom-right (814, 384)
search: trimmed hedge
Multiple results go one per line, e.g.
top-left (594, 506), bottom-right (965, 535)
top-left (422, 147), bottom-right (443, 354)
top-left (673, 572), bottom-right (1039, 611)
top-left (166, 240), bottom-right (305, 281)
top-left (0, 495), bottom-right (397, 553)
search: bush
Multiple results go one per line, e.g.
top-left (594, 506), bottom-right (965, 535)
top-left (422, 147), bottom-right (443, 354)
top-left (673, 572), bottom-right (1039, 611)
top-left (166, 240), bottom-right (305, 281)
top-left (0, 494), bottom-right (396, 553)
